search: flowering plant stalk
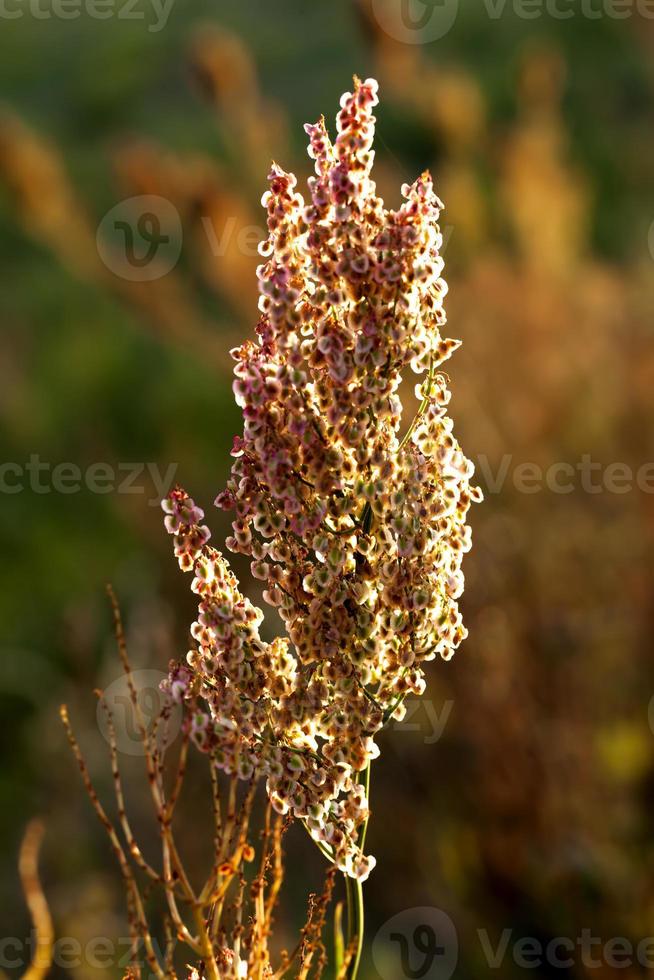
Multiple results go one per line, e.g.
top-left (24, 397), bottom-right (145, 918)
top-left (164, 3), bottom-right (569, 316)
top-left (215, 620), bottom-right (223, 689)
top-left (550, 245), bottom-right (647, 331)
top-left (161, 76), bottom-right (480, 976)
top-left (64, 76), bottom-right (480, 979)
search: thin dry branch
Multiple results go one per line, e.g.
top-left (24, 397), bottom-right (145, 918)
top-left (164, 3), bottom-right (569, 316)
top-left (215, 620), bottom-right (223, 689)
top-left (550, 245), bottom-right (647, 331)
top-left (13, 820), bottom-right (54, 980)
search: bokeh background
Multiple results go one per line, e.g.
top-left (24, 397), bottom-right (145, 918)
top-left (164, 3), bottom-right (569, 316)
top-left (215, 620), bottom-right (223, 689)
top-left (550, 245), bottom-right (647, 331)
top-left (2, 0), bottom-right (654, 976)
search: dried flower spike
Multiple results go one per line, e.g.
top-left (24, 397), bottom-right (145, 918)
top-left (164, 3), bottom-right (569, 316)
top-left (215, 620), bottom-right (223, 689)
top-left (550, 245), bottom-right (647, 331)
top-left (163, 76), bottom-right (481, 884)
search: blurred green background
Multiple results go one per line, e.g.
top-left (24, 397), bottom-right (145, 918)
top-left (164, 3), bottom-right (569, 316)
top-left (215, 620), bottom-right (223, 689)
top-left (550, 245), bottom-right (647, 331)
top-left (2, 0), bottom-right (654, 976)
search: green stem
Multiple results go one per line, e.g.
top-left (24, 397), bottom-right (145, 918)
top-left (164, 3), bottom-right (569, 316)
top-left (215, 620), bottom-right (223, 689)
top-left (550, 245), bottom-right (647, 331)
top-left (345, 760), bottom-right (371, 979)
top-left (359, 761), bottom-right (372, 853)
top-left (345, 874), bottom-right (364, 979)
